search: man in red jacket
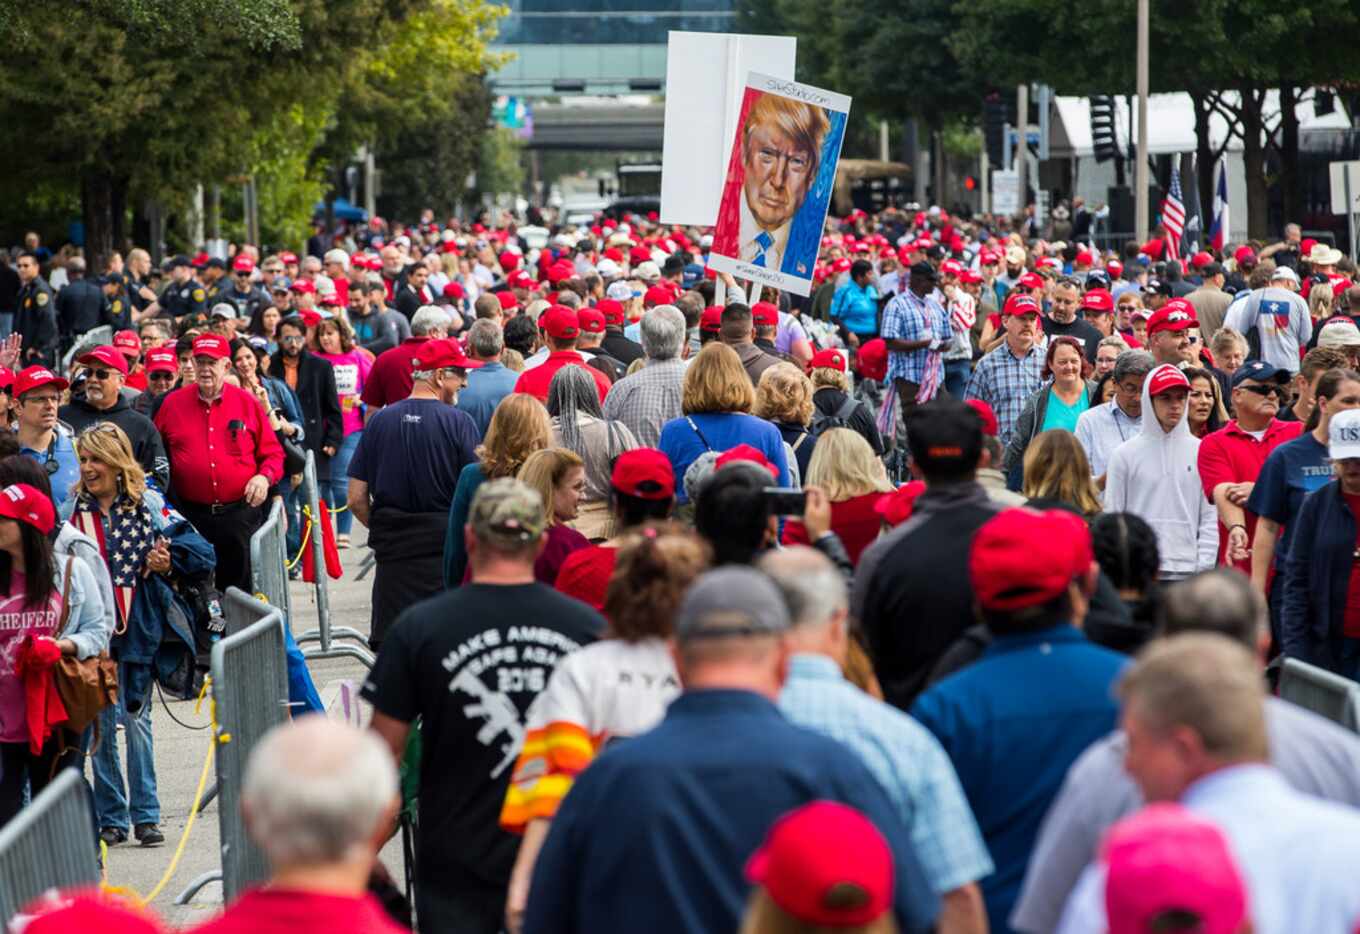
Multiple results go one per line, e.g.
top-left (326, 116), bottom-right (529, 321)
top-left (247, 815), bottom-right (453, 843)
top-left (513, 305), bottom-right (610, 403)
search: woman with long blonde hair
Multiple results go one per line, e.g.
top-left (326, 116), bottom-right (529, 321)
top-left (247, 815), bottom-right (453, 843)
top-left (658, 343), bottom-right (790, 503)
top-left (515, 448), bottom-right (589, 584)
top-left (443, 394), bottom-right (552, 586)
top-left (781, 428), bottom-right (893, 565)
top-left (1021, 429), bottom-right (1103, 519)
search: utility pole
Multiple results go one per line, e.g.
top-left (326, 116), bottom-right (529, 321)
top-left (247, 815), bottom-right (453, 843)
top-left (1135, 0), bottom-right (1150, 241)
top-left (1016, 84), bottom-right (1028, 218)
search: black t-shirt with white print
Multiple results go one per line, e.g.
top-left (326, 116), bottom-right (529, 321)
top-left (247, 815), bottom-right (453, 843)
top-left (361, 581), bottom-right (604, 893)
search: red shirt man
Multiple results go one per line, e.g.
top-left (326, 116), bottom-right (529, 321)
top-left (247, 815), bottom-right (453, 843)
top-left (362, 336), bottom-right (434, 409)
top-left (1197, 360), bottom-right (1303, 572)
top-left (513, 306), bottom-right (611, 403)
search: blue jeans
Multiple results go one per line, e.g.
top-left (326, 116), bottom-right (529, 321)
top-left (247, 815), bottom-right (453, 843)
top-left (327, 431), bottom-right (361, 537)
top-left (285, 485), bottom-right (304, 557)
top-left (944, 358), bottom-right (971, 400)
top-left (91, 666), bottom-right (158, 830)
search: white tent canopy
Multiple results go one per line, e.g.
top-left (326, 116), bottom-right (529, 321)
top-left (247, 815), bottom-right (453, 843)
top-left (1051, 90), bottom-right (1350, 159)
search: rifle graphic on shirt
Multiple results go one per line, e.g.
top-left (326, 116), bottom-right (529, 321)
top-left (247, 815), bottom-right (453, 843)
top-left (451, 668), bottom-right (525, 779)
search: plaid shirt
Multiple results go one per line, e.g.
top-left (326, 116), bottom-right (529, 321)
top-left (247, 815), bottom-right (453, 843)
top-left (881, 290), bottom-right (946, 399)
top-left (779, 653), bottom-right (995, 894)
top-left (965, 340), bottom-right (1045, 444)
top-left (601, 357), bottom-right (686, 448)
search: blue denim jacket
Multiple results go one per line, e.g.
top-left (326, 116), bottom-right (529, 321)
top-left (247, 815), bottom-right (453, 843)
top-left (1281, 479), bottom-right (1357, 662)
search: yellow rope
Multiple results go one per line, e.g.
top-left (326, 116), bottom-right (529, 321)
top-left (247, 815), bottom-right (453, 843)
top-left (285, 507), bottom-right (313, 570)
top-left (101, 676), bottom-right (219, 907)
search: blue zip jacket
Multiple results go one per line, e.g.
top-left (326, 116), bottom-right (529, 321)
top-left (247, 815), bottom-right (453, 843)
top-left (1281, 479), bottom-right (1356, 664)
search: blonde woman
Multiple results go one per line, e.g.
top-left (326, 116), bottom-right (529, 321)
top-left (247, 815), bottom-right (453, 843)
top-left (780, 428), bottom-right (894, 566)
top-left (442, 393), bottom-right (552, 586)
top-left (658, 343), bottom-right (790, 503)
top-left (516, 448), bottom-right (589, 584)
top-left (1021, 429), bottom-right (1103, 519)
top-left (753, 363), bottom-right (816, 483)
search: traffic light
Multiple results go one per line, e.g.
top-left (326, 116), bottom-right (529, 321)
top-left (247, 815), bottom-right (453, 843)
top-left (964, 176), bottom-right (977, 191)
top-left (983, 92), bottom-right (1013, 166)
top-left (1090, 95), bottom-right (1118, 164)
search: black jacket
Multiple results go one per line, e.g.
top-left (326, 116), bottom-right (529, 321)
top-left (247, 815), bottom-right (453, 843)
top-left (394, 283), bottom-right (425, 321)
top-left (851, 482), bottom-right (1002, 711)
top-left (15, 276), bottom-right (58, 366)
top-left (55, 278), bottom-right (111, 342)
top-left (59, 395), bottom-right (170, 491)
top-left (601, 328), bottom-right (644, 365)
top-left (268, 351), bottom-right (343, 466)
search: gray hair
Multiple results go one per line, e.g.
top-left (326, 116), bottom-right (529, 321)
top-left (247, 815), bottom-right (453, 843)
top-left (683, 450), bottom-right (722, 503)
top-left (301, 256), bottom-right (323, 274)
top-left (323, 248), bottom-right (349, 269)
top-left (67, 256), bottom-right (86, 276)
top-left (411, 305), bottom-right (450, 337)
top-left (1160, 569), bottom-right (1267, 651)
top-left (556, 291), bottom-right (582, 310)
top-left (1210, 326), bottom-right (1247, 357)
top-left (468, 318), bottom-right (503, 359)
top-left (546, 364), bottom-right (604, 455)
top-left (241, 718), bottom-right (397, 869)
top-left (1097, 334), bottom-right (1128, 354)
top-left (640, 305), bottom-right (686, 361)
top-left (758, 546), bottom-right (846, 628)
top-left (1112, 349), bottom-right (1156, 384)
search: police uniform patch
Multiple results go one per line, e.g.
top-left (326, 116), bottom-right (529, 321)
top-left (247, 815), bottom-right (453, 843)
top-left (35, 291), bottom-right (47, 306)
top-left (112, 299), bottom-right (123, 313)
top-left (192, 288), bottom-right (205, 303)
top-left (23, 299), bottom-right (31, 309)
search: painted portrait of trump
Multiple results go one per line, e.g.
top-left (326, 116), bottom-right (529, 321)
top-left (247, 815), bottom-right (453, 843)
top-left (737, 95), bottom-right (830, 273)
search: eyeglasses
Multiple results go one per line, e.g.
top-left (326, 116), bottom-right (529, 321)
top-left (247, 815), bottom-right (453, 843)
top-left (78, 423), bottom-right (121, 440)
top-left (87, 368), bottom-right (118, 380)
top-left (148, 372), bottom-right (176, 382)
top-left (24, 395), bottom-right (61, 407)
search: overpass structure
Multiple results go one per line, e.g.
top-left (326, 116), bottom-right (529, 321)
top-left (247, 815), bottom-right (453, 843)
top-left (524, 103), bottom-right (664, 150)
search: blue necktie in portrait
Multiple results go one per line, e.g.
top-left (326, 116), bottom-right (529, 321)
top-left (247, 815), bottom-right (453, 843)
top-left (753, 231), bottom-right (774, 268)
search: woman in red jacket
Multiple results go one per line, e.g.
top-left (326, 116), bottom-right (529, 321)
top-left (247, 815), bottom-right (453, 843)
top-left (780, 428), bottom-right (894, 566)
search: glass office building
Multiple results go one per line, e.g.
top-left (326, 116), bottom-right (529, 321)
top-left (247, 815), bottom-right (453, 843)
top-left (491, 0), bottom-right (736, 94)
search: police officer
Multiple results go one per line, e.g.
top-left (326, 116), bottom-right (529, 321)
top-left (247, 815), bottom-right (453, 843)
top-left (201, 258), bottom-right (228, 304)
top-left (54, 256), bottom-right (112, 354)
top-left (160, 256), bottom-right (208, 325)
top-left (126, 248), bottom-right (162, 319)
top-left (14, 252), bottom-right (57, 367)
top-left (101, 274), bottom-right (133, 331)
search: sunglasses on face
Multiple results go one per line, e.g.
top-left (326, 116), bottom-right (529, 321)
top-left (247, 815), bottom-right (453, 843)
top-left (148, 372), bottom-right (176, 382)
top-left (1239, 383), bottom-right (1282, 397)
top-left (279, 335), bottom-right (306, 345)
top-left (87, 368), bottom-right (118, 380)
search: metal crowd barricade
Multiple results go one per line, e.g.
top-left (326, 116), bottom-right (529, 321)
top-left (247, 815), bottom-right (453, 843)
top-left (1278, 658), bottom-right (1360, 732)
top-left (0, 770), bottom-right (99, 925)
top-left (292, 451), bottom-right (374, 668)
top-left (249, 497), bottom-right (292, 627)
top-left (175, 590), bottom-right (291, 905)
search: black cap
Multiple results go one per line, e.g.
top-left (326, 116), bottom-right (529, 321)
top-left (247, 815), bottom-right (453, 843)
top-left (909, 261), bottom-right (939, 280)
top-left (168, 255), bottom-right (191, 269)
top-left (1142, 277), bottom-right (1172, 296)
top-left (204, 257), bottom-right (227, 270)
top-left (1084, 270), bottom-right (1111, 290)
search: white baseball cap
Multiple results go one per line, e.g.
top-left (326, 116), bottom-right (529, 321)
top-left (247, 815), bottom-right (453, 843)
top-left (596, 258), bottom-right (621, 279)
top-left (1271, 265), bottom-right (1300, 284)
top-left (1329, 408), bottom-right (1360, 460)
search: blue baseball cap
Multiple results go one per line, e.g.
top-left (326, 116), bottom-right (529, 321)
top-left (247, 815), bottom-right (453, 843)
top-left (1230, 359), bottom-right (1289, 388)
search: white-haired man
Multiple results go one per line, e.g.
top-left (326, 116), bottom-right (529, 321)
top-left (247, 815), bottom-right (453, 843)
top-left (186, 718), bottom-right (407, 934)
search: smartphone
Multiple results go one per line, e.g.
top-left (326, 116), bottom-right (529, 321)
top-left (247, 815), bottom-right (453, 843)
top-left (762, 487), bottom-right (807, 516)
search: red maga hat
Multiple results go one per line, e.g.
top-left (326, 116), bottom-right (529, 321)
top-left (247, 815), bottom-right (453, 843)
top-left (611, 448), bottom-right (675, 500)
top-left (970, 507), bottom-right (1093, 611)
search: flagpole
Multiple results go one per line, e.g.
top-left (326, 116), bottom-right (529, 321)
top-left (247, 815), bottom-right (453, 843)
top-left (1134, 0), bottom-right (1149, 242)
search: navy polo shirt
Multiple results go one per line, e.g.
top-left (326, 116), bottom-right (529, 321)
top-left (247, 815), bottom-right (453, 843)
top-left (911, 625), bottom-right (1125, 934)
top-left (522, 689), bottom-right (940, 934)
top-left (347, 397), bottom-right (479, 515)
top-left (1247, 431), bottom-right (1333, 566)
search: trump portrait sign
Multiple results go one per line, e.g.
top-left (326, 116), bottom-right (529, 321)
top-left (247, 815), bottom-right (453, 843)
top-left (707, 72), bottom-right (851, 297)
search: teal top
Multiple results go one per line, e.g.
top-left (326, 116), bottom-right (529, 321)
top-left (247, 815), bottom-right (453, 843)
top-left (1040, 385), bottom-right (1090, 434)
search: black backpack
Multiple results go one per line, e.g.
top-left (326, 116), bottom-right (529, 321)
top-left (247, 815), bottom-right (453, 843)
top-left (811, 394), bottom-right (860, 435)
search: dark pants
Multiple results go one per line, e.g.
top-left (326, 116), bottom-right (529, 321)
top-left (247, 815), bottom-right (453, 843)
top-left (178, 500), bottom-right (264, 594)
top-left (0, 729), bottom-right (86, 826)
top-left (416, 880), bottom-right (505, 934)
top-left (944, 358), bottom-right (971, 400)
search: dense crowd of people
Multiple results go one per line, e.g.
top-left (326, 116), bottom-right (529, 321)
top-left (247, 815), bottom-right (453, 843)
top-left (6, 203), bottom-right (1360, 934)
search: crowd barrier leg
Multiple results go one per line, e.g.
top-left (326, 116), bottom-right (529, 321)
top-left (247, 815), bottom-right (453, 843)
top-left (0, 770), bottom-right (100, 924)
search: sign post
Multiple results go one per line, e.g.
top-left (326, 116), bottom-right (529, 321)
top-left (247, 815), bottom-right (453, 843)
top-left (992, 169), bottom-right (1019, 217)
top-left (1329, 160), bottom-right (1360, 258)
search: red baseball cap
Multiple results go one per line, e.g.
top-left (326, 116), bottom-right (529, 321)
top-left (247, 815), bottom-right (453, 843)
top-left (113, 330), bottom-right (142, 358)
top-left (751, 302), bottom-right (779, 328)
top-left (1003, 293), bottom-right (1041, 317)
top-left (78, 345), bottom-right (129, 376)
top-left (1080, 288), bottom-right (1114, 313)
top-left (958, 269), bottom-right (982, 285)
top-left (1233, 245), bottom-right (1256, 266)
top-left (808, 348), bottom-right (847, 371)
top-left (833, 257), bottom-right (852, 273)
top-left (611, 448), bottom-right (675, 500)
top-left (577, 307), bottom-right (606, 334)
top-left (700, 306), bottom-right (723, 334)
top-left (875, 480), bottom-right (926, 528)
top-left (745, 801), bottom-right (893, 928)
top-left (940, 259), bottom-right (965, 277)
top-left (413, 338), bottom-right (483, 371)
top-left (1018, 272), bottom-right (1045, 290)
top-left (548, 261), bottom-right (575, 285)
top-left (0, 483), bottom-right (55, 535)
top-left (714, 444), bottom-right (777, 478)
top-left (1146, 301), bottom-right (1198, 337)
top-left (289, 279), bottom-right (315, 295)
top-left (508, 269), bottom-right (535, 290)
top-left (1103, 804), bottom-right (1247, 934)
top-left (1075, 248), bottom-right (1096, 266)
top-left (643, 285), bottom-right (672, 307)
top-left (145, 348), bottom-right (178, 375)
top-left (541, 305), bottom-right (580, 340)
top-left (499, 250), bottom-right (521, 271)
top-left (1190, 250), bottom-right (1214, 269)
top-left (1147, 363), bottom-right (1191, 397)
top-left (1106, 259), bottom-right (1124, 276)
top-left (231, 254), bottom-right (255, 273)
top-left (13, 365), bottom-right (68, 398)
top-left (629, 246), bottom-right (652, 265)
top-left (496, 290), bottom-right (519, 311)
top-left (191, 334), bottom-right (231, 360)
top-left (971, 507), bottom-right (1093, 611)
top-left (603, 247), bottom-right (625, 263)
top-left (443, 282), bottom-right (465, 301)
top-left (965, 399), bottom-right (999, 437)
top-left (980, 250), bottom-right (1001, 265)
top-left (299, 309), bottom-right (322, 328)
top-left (855, 338), bottom-right (888, 381)
top-left (279, 251), bottom-right (299, 264)
top-left (190, 251), bottom-right (211, 269)
top-left (597, 299), bottom-right (625, 326)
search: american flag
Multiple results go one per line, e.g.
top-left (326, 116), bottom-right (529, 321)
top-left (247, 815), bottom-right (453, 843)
top-left (1161, 167), bottom-right (1186, 260)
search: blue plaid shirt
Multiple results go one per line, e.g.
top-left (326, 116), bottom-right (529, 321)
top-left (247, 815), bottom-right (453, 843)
top-left (964, 340), bottom-right (1045, 444)
top-left (779, 653), bottom-right (995, 895)
top-left (881, 290), bottom-right (945, 394)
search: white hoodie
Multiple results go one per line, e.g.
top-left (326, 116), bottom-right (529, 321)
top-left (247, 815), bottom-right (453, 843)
top-left (1103, 364), bottom-right (1219, 579)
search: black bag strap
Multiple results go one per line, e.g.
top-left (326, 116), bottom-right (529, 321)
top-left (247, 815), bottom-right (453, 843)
top-left (835, 394), bottom-right (859, 421)
top-left (686, 416), bottom-right (713, 452)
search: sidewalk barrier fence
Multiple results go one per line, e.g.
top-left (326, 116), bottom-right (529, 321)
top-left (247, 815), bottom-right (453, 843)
top-left (1278, 657), bottom-right (1360, 732)
top-left (175, 589), bottom-right (290, 905)
top-left (292, 451), bottom-right (374, 668)
top-left (249, 497), bottom-right (292, 628)
top-left (0, 770), bottom-right (99, 925)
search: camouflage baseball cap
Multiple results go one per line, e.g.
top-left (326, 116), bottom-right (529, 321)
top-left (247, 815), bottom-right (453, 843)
top-left (469, 478), bottom-right (546, 546)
